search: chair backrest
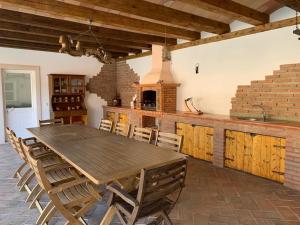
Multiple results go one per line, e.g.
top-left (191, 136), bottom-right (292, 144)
top-left (23, 143), bottom-right (52, 191)
top-left (137, 158), bottom-right (187, 207)
top-left (11, 132), bottom-right (27, 162)
top-left (39, 118), bottom-right (64, 127)
top-left (5, 127), bottom-right (16, 149)
top-left (99, 119), bottom-right (113, 132)
top-left (155, 131), bottom-right (183, 152)
top-left (115, 122), bottom-right (130, 137)
top-left (132, 127), bottom-right (152, 143)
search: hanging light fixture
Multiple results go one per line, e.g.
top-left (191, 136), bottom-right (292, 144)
top-left (293, 10), bottom-right (300, 39)
top-left (59, 19), bottom-right (113, 64)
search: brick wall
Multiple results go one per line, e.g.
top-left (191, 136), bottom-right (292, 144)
top-left (231, 63), bottom-right (300, 121)
top-left (86, 63), bottom-right (117, 105)
top-left (116, 61), bottom-right (140, 107)
top-left (87, 61), bottom-right (140, 107)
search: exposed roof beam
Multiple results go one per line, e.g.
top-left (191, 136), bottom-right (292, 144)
top-left (0, 9), bottom-right (176, 46)
top-left (0, 38), bottom-right (59, 52)
top-left (176, 0), bottom-right (269, 25)
top-left (64, 0), bottom-right (229, 34)
top-left (0, 41), bottom-right (129, 57)
top-left (0, 0), bottom-right (200, 40)
top-left (0, 21), bottom-right (151, 50)
top-left (0, 30), bottom-right (142, 54)
top-left (275, 0), bottom-right (300, 12)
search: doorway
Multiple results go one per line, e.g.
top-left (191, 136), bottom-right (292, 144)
top-left (0, 66), bottom-right (41, 142)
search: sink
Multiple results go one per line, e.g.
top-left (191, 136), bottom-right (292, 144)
top-left (237, 117), bottom-right (261, 122)
top-left (236, 117), bottom-right (292, 124)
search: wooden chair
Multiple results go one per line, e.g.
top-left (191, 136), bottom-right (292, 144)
top-left (131, 127), bottom-right (152, 143)
top-left (39, 118), bottom-right (64, 126)
top-left (106, 158), bottom-right (187, 225)
top-left (155, 131), bottom-right (183, 152)
top-left (26, 146), bottom-right (101, 225)
top-left (11, 132), bottom-right (62, 191)
top-left (99, 119), bottom-right (113, 132)
top-left (115, 122), bottom-right (131, 137)
top-left (22, 142), bottom-right (88, 225)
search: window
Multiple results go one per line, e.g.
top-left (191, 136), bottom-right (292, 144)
top-left (4, 73), bottom-right (32, 108)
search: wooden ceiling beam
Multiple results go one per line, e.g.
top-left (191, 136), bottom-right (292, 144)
top-left (0, 0), bottom-right (200, 40)
top-left (0, 38), bottom-right (59, 52)
top-left (0, 41), bottom-right (129, 58)
top-left (176, 0), bottom-right (269, 25)
top-left (64, 0), bottom-right (229, 34)
top-left (0, 30), bottom-right (142, 54)
top-left (275, 0), bottom-right (300, 12)
top-left (0, 9), bottom-right (176, 46)
top-left (0, 21), bottom-right (151, 50)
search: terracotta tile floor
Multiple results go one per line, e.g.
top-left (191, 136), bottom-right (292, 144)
top-left (1, 143), bottom-right (300, 225)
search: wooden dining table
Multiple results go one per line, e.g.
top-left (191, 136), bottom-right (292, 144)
top-left (27, 124), bottom-right (185, 224)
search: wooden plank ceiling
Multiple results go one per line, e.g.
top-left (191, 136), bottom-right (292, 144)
top-left (0, 0), bottom-right (286, 58)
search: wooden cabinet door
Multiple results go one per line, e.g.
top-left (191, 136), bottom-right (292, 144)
top-left (243, 133), bottom-right (253, 173)
top-left (205, 127), bottom-right (214, 161)
top-left (176, 123), bottom-right (194, 156)
top-left (269, 137), bottom-right (285, 183)
top-left (193, 126), bottom-right (206, 159)
top-left (118, 113), bottom-right (128, 124)
top-left (177, 123), bottom-right (213, 161)
top-left (225, 130), bottom-right (238, 169)
top-left (107, 112), bottom-right (115, 122)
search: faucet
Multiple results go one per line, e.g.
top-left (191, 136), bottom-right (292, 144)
top-left (252, 105), bottom-right (267, 122)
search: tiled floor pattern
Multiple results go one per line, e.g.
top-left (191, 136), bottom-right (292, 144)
top-left (1, 144), bottom-right (300, 225)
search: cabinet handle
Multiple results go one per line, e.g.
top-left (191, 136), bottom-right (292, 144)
top-left (224, 157), bottom-right (234, 161)
top-left (206, 134), bottom-right (213, 137)
top-left (206, 153), bottom-right (213, 156)
top-left (272, 170), bottom-right (285, 175)
top-left (225, 136), bottom-right (235, 140)
top-left (176, 127), bottom-right (182, 131)
top-left (273, 145), bottom-right (285, 149)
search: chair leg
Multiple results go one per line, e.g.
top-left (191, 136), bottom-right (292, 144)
top-left (37, 201), bottom-right (55, 225)
top-left (115, 210), bottom-right (127, 225)
top-left (79, 217), bottom-right (88, 225)
top-left (26, 183), bottom-right (41, 202)
top-left (13, 162), bottom-right (27, 178)
top-left (17, 167), bottom-right (32, 187)
top-left (100, 206), bottom-right (117, 225)
top-left (19, 172), bottom-right (35, 192)
top-left (29, 189), bottom-right (45, 209)
top-left (161, 211), bottom-right (173, 225)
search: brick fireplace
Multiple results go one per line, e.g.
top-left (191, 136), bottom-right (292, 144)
top-left (134, 83), bottom-right (179, 113)
top-left (131, 45), bottom-right (180, 129)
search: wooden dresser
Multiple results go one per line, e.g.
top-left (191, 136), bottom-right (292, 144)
top-left (48, 74), bottom-right (87, 125)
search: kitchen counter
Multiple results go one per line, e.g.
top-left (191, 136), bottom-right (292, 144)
top-left (104, 106), bottom-right (300, 130)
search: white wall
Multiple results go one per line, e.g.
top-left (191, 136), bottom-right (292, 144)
top-left (127, 7), bottom-right (300, 115)
top-left (0, 47), bottom-right (105, 143)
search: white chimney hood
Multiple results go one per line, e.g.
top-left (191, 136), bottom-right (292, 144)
top-left (140, 45), bottom-right (175, 84)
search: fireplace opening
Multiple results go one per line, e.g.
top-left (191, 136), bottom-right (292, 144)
top-left (142, 90), bottom-right (156, 111)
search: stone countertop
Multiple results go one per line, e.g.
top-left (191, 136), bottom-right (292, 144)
top-left (103, 106), bottom-right (300, 131)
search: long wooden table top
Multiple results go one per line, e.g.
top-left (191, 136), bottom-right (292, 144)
top-left (27, 125), bottom-right (185, 185)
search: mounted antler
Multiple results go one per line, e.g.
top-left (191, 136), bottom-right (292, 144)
top-left (59, 35), bottom-right (84, 57)
top-left (85, 48), bottom-right (113, 64)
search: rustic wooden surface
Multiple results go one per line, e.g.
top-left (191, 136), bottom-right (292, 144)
top-left (176, 123), bottom-right (214, 161)
top-left (27, 125), bottom-right (185, 185)
top-left (224, 130), bottom-right (286, 183)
